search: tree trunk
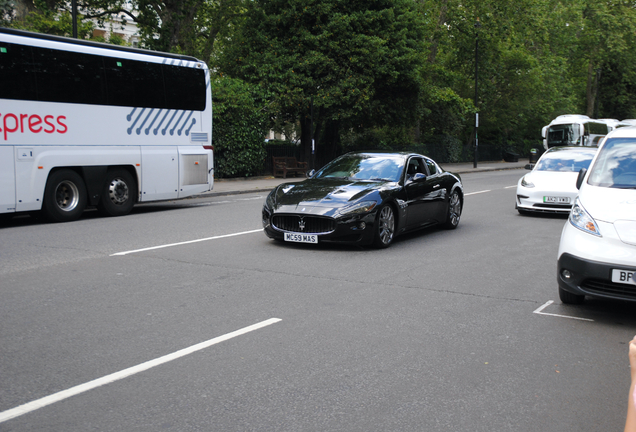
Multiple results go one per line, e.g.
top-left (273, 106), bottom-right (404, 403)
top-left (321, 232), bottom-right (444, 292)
top-left (321, 119), bottom-right (340, 168)
top-left (586, 59), bottom-right (601, 118)
top-left (13, 0), bottom-right (36, 20)
top-left (301, 114), bottom-right (312, 165)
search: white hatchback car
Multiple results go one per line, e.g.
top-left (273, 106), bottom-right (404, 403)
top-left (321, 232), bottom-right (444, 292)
top-left (516, 146), bottom-right (597, 215)
top-left (557, 128), bottom-right (636, 304)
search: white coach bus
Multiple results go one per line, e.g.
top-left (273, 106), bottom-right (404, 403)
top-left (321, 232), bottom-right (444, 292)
top-left (0, 27), bottom-right (213, 222)
top-left (541, 115), bottom-right (609, 150)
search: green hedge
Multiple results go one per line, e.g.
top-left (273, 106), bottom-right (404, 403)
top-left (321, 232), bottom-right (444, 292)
top-left (212, 77), bottom-right (268, 178)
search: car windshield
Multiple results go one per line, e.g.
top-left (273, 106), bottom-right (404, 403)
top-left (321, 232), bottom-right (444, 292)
top-left (535, 149), bottom-right (596, 172)
top-left (587, 138), bottom-right (636, 188)
top-left (314, 154), bottom-right (405, 182)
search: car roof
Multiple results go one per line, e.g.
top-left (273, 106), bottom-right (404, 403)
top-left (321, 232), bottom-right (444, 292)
top-left (344, 151), bottom-right (425, 159)
top-left (604, 125), bottom-right (636, 139)
top-left (544, 146), bottom-right (598, 155)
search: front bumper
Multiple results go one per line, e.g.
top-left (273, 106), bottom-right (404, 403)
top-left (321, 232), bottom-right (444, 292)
top-left (262, 207), bottom-right (378, 245)
top-left (516, 189), bottom-right (573, 214)
top-left (557, 253), bottom-right (636, 302)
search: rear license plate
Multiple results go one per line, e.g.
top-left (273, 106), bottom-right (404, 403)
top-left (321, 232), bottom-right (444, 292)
top-left (284, 233), bottom-right (318, 244)
top-left (543, 196), bottom-right (570, 204)
top-left (611, 269), bottom-right (636, 285)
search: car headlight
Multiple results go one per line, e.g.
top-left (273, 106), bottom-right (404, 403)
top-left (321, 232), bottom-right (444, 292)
top-left (265, 191), bottom-right (276, 210)
top-left (569, 197), bottom-right (601, 237)
top-left (520, 175), bottom-right (535, 188)
top-left (339, 200), bottom-right (377, 216)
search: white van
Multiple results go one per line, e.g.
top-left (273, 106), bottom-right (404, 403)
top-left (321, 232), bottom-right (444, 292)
top-left (557, 127), bottom-right (636, 303)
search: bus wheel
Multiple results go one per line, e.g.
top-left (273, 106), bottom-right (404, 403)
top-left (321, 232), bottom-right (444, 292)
top-left (43, 169), bottom-right (87, 222)
top-left (99, 169), bottom-right (136, 217)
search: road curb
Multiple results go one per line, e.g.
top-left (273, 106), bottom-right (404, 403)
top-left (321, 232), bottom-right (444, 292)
top-left (199, 164), bottom-right (525, 198)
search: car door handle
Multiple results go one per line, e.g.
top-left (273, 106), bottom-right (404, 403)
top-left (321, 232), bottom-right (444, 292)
top-left (433, 184), bottom-right (440, 189)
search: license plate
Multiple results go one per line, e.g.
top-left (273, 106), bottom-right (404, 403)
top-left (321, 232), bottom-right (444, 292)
top-left (543, 196), bottom-right (570, 204)
top-left (284, 232), bottom-right (318, 244)
top-left (612, 269), bottom-right (636, 285)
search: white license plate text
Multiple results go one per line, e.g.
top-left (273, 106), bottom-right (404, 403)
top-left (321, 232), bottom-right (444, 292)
top-left (284, 233), bottom-right (318, 244)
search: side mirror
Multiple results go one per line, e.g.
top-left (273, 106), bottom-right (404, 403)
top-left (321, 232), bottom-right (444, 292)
top-left (524, 163), bottom-right (535, 170)
top-left (576, 168), bottom-right (587, 190)
top-left (306, 169), bottom-right (315, 178)
top-left (412, 172), bottom-right (426, 182)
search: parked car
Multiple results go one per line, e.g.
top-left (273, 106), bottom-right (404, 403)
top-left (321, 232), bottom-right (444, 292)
top-left (516, 146), bottom-right (598, 215)
top-left (262, 152), bottom-right (463, 248)
top-left (557, 128), bottom-right (636, 303)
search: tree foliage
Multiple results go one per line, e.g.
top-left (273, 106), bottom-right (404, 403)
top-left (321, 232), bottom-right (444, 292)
top-left (211, 77), bottom-right (268, 178)
top-left (220, 0), bottom-right (426, 166)
top-left (8, 0), bottom-right (636, 171)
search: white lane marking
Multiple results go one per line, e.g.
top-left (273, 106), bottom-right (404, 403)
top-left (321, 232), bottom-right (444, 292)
top-left (465, 190), bottom-right (491, 196)
top-left (116, 187), bottom-right (501, 256)
top-left (504, 185), bottom-right (517, 189)
top-left (110, 229), bottom-right (263, 256)
top-left (0, 318), bottom-right (282, 424)
top-left (533, 300), bottom-right (594, 321)
top-left (236, 196), bottom-right (264, 201)
top-left (205, 197), bottom-right (263, 205)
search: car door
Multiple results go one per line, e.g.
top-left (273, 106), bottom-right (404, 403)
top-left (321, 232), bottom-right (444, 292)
top-left (423, 158), bottom-right (448, 222)
top-left (403, 157), bottom-right (441, 229)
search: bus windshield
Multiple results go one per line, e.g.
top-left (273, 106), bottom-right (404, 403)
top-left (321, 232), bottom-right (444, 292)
top-left (547, 124), bottom-right (581, 147)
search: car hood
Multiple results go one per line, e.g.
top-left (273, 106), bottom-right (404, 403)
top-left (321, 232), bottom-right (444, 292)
top-left (525, 171), bottom-right (580, 194)
top-left (271, 179), bottom-right (388, 214)
top-left (580, 186), bottom-right (636, 245)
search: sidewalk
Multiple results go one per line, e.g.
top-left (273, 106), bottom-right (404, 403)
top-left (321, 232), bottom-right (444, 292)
top-left (203, 158), bottom-right (530, 197)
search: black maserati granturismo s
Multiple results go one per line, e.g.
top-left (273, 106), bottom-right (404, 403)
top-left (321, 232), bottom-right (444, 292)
top-left (262, 152), bottom-right (463, 248)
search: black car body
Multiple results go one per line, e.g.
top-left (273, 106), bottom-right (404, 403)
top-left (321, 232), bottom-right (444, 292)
top-left (262, 152), bottom-right (464, 248)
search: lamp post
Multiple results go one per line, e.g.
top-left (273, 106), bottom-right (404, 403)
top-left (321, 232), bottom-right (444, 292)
top-left (310, 95), bottom-right (315, 170)
top-left (72, 0), bottom-right (78, 38)
top-left (473, 18), bottom-right (481, 169)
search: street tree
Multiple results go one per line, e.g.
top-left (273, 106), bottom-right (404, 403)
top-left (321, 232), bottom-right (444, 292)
top-left (221, 0), bottom-right (426, 165)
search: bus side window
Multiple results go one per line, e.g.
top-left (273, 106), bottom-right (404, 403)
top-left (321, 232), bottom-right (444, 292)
top-left (0, 43), bottom-right (37, 101)
top-left (32, 47), bottom-right (107, 105)
top-left (162, 64), bottom-right (206, 111)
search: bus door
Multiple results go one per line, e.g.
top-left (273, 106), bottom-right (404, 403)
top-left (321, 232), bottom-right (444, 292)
top-left (0, 146), bottom-right (16, 213)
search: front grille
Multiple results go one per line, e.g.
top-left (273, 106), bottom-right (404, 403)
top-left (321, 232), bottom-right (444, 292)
top-left (272, 215), bottom-right (336, 234)
top-left (532, 203), bottom-right (571, 209)
top-left (581, 278), bottom-right (636, 301)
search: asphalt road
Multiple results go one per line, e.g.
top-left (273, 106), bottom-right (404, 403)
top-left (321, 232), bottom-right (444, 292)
top-left (1, 169), bottom-right (635, 431)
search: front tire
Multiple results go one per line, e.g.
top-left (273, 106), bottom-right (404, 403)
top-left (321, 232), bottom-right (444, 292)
top-left (558, 286), bottom-right (585, 304)
top-left (99, 169), bottom-right (137, 216)
top-left (43, 169), bottom-right (87, 222)
top-left (373, 204), bottom-right (396, 248)
top-left (443, 190), bottom-right (462, 229)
